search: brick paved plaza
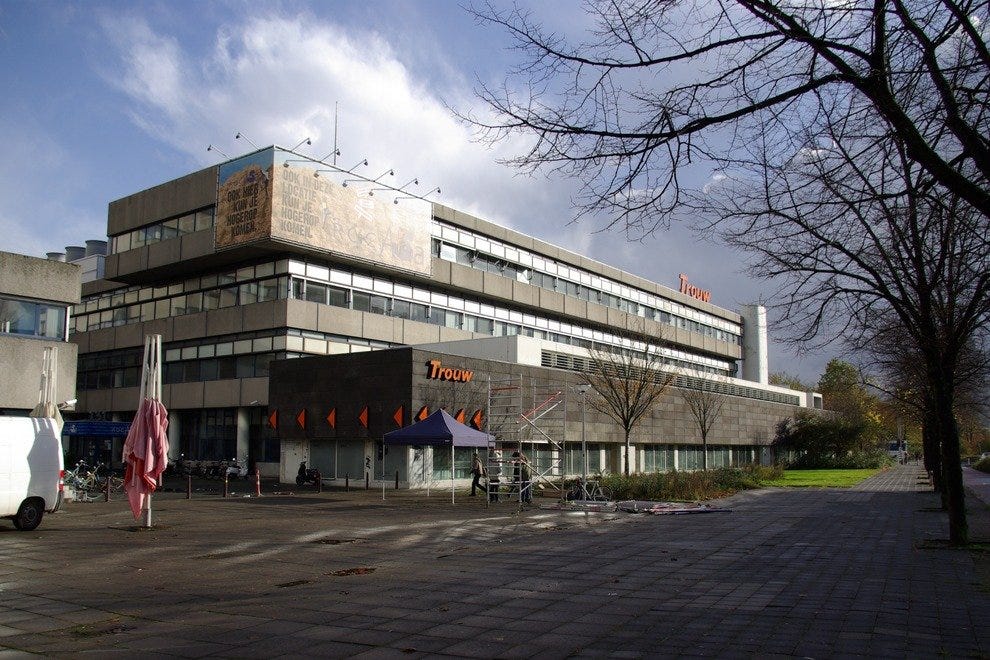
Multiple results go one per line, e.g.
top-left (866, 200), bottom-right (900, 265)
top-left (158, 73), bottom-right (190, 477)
top-left (1, 463), bottom-right (988, 658)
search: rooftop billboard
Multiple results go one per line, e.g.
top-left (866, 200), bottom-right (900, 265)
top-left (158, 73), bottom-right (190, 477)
top-left (215, 148), bottom-right (433, 276)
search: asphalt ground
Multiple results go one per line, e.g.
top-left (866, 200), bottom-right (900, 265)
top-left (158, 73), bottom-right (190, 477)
top-left (0, 463), bottom-right (988, 659)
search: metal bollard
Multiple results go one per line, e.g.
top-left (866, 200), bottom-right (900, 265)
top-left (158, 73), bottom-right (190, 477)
top-left (365, 473), bottom-right (369, 490)
top-left (254, 467), bottom-right (261, 497)
top-left (105, 476), bottom-right (110, 503)
top-left (345, 473), bottom-right (349, 491)
top-left (187, 475), bottom-right (192, 499)
top-left (223, 474), bottom-right (229, 498)
top-left (316, 470), bottom-right (322, 493)
top-left (395, 470), bottom-right (399, 490)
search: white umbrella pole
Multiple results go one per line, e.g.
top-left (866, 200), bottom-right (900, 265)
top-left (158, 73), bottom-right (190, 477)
top-left (451, 445), bottom-right (455, 505)
top-left (141, 335), bottom-right (161, 529)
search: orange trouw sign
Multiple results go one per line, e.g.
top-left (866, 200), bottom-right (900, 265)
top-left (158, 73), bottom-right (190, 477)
top-left (326, 408), bottom-right (336, 429)
top-left (678, 273), bottom-right (712, 303)
top-left (358, 406), bottom-right (369, 429)
top-left (426, 359), bottom-right (474, 383)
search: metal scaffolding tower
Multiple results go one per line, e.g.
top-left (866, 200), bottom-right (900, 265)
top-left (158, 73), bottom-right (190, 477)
top-left (486, 376), bottom-right (568, 503)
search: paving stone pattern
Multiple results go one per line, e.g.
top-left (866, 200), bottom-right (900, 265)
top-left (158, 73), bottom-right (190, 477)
top-left (0, 463), bottom-right (987, 658)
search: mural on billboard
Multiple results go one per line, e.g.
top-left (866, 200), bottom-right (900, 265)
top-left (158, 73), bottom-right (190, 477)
top-left (214, 148), bottom-right (432, 276)
top-left (214, 149), bottom-right (275, 248)
top-left (271, 150), bottom-right (432, 276)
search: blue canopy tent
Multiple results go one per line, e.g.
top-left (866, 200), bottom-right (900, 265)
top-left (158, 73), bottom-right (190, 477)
top-left (384, 409), bottom-right (492, 503)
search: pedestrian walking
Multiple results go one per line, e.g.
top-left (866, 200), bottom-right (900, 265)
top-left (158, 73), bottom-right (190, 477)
top-left (470, 450), bottom-right (486, 496)
top-left (512, 450), bottom-right (532, 503)
top-left (488, 448), bottom-right (502, 502)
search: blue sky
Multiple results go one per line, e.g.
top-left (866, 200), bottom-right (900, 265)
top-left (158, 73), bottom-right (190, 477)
top-left (0, 0), bottom-right (830, 383)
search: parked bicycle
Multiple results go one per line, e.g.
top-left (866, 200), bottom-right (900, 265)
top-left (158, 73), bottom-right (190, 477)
top-left (565, 478), bottom-right (612, 502)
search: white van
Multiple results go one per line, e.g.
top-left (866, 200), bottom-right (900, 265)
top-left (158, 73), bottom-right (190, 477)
top-left (0, 417), bottom-right (64, 530)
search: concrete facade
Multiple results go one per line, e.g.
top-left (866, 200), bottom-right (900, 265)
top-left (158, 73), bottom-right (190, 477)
top-left (65, 145), bottom-right (814, 481)
top-left (0, 251), bottom-right (80, 412)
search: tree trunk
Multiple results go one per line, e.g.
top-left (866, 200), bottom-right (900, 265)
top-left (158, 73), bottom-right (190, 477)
top-left (934, 384), bottom-right (968, 545)
top-left (624, 430), bottom-right (631, 476)
top-left (922, 410), bottom-right (944, 502)
top-left (702, 432), bottom-right (709, 471)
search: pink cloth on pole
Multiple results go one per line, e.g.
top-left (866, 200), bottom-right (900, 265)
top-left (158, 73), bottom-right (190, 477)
top-left (122, 398), bottom-right (170, 520)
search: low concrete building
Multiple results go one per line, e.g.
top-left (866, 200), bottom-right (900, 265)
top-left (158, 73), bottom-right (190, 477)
top-left (0, 251), bottom-right (80, 414)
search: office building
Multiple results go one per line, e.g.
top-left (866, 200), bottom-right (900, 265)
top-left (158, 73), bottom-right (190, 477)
top-left (67, 146), bottom-right (819, 482)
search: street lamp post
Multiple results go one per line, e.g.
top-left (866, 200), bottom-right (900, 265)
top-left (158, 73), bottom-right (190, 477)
top-left (576, 384), bottom-right (591, 500)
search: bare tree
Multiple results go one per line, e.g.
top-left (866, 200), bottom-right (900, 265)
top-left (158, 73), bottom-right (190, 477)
top-left (466, 0), bottom-right (990, 544)
top-left (682, 382), bottom-right (727, 470)
top-left (465, 0), bottom-right (990, 233)
top-left (582, 335), bottom-right (675, 476)
top-left (702, 111), bottom-right (989, 543)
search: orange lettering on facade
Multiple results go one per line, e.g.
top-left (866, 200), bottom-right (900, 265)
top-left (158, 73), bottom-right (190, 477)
top-left (678, 273), bottom-right (712, 303)
top-left (426, 359), bottom-right (474, 383)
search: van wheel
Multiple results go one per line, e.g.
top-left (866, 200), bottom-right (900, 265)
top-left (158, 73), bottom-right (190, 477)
top-left (13, 500), bottom-right (43, 531)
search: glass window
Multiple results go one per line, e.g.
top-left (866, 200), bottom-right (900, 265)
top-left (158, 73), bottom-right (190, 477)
top-left (177, 213), bottom-right (196, 235)
top-left (202, 289), bottom-right (220, 311)
top-left (304, 282), bottom-right (327, 304)
top-left (217, 356), bottom-right (236, 379)
top-left (236, 355), bottom-right (255, 379)
top-left (352, 291), bottom-right (371, 312)
top-left (258, 278), bottom-right (280, 303)
top-left (200, 359), bottom-right (218, 381)
top-left (410, 302), bottom-right (428, 323)
top-left (291, 279), bottom-right (304, 300)
top-left (195, 209), bottom-right (213, 231)
top-left (184, 292), bottom-right (203, 314)
top-left (328, 286), bottom-right (347, 307)
top-left (370, 295), bottom-right (389, 315)
top-left (219, 286), bottom-right (238, 308)
top-left (392, 299), bottom-right (410, 319)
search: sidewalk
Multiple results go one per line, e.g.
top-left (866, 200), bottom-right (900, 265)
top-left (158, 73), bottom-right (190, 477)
top-left (0, 463), bottom-right (987, 658)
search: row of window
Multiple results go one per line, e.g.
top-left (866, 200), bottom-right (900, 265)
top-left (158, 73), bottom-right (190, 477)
top-left (75, 257), bottom-right (735, 374)
top-left (432, 221), bottom-right (742, 336)
top-left (109, 208), bottom-right (214, 253)
top-left (103, 202), bottom-right (741, 347)
top-left (539, 350), bottom-right (802, 406)
top-left (0, 295), bottom-right (67, 340)
top-left (435, 239), bottom-right (742, 346)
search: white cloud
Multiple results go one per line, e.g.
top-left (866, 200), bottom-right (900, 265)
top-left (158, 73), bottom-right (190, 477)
top-left (98, 11), bottom-right (580, 246)
top-left (90, 8), bottom-right (823, 383)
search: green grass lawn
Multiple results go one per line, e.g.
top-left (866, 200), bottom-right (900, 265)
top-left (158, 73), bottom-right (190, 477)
top-left (764, 468), bottom-right (882, 488)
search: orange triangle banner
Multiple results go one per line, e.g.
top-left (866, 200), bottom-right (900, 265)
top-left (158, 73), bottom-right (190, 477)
top-left (471, 410), bottom-right (484, 430)
top-left (358, 406), bottom-right (369, 429)
top-left (326, 408), bottom-right (336, 429)
top-left (455, 408), bottom-right (465, 424)
top-left (267, 410), bottom-right (278, 430)
top-left (296, 409), bottom-right (306, 429)
top-left (393, 405), bottom-right (404, 427)
top-left (416, 405), bottom-right (429, 422)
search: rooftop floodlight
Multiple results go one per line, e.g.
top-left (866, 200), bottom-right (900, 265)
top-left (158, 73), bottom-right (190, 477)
top-left (372, 168), bottom-right (394, 183)
top-left (398, 177), bottom-right (419, 191)
top-left (207, 144), bottom-right (231, 159)
top-left (282, 158), bottom-right (316, 168)
top-left (319, 149), bottom-right (341, 161)
top-left (234, 132), bottom-right (260, 149)
top-left (394, 187), bottom-right (442, 204)
top-left (291, 137), bottom-right (312, 151)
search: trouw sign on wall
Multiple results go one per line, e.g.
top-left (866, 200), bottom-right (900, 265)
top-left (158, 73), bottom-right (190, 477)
top-left (215, 148), bottom-right (433, 276)
top-left (426, 359), bottom-right (474, 383)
